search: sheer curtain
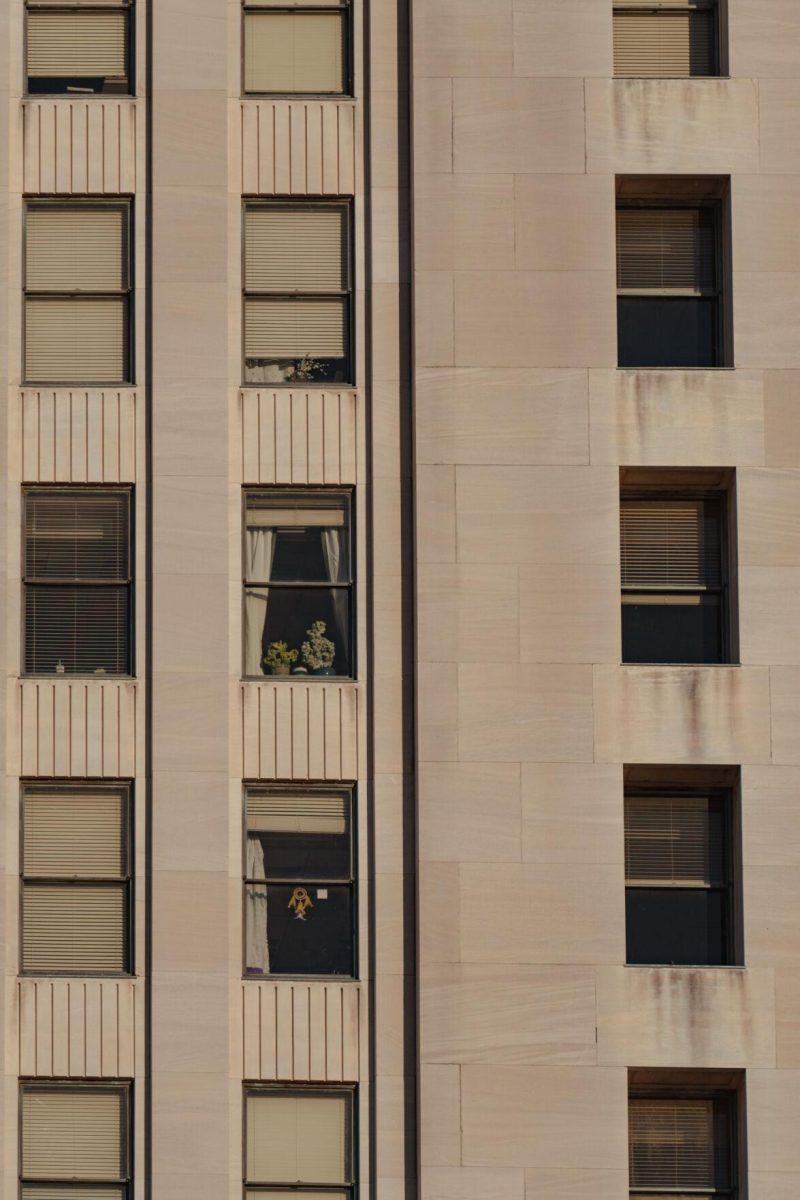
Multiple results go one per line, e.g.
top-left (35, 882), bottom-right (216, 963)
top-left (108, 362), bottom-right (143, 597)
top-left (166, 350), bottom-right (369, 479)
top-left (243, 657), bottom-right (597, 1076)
top-left (244, 527), bottom-right (275, 675)
top-left (245, 835), bottom-right (270, 974)
top-left (321, 527), bottom-right (347, 655)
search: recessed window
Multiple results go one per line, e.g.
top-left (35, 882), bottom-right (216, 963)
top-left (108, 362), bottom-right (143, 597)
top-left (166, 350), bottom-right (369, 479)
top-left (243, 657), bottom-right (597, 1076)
top-left (23, 488), bottom-right (133, 676)
top-left (24, 201), bottom-right (132, 384)
top-left (616, 199), bottom-right (726, 368)
top-left (625, 786), bottom-right (736, 966)
top-left (613, 1), bottom-right (720, 78)
top-left (26, 0), bottom-right (131, 94)
top-left (243, 202), bottom-right (351, 386)
top-left (244, 490), bottom-right (353, 678)
top-left (245, 1087), bottom-right (354, 1197)
top-left (629, 1089), bottom-right (737, 1200)
top-left (245, 786), bottom-right (355, 977)
top-left (243, 0), bottom-right (349, 95)
top-left (620, 484), bottom-right (731, 664)
top-left (21, 783), bottom-right (132, 974)
top-left (20, 1083), bottom-right (131, 1197)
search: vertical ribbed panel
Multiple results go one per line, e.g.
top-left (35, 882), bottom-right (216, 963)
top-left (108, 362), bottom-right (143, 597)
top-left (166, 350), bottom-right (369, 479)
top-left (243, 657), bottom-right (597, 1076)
top-left (17, 978), bottom-right (139, 1077)
top-left (241, 981), bottom-right (361, 1081)
top-left (20, 390), bottom-right (138, 482)
top-left (240, 390), bottom-right (358, 484)
top-left (22, 100), bottom-right (137, 194)
top-left (241, 681), bottom-right (359, 780)
top-left (240, 101), bottom-right (357, 195)
top-left (14, 679), bottom-right (138, 777)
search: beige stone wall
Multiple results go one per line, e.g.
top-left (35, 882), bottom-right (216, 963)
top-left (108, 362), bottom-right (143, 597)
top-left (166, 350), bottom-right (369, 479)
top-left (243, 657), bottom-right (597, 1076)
top-left (413, 2), bottom-right (800, 1197)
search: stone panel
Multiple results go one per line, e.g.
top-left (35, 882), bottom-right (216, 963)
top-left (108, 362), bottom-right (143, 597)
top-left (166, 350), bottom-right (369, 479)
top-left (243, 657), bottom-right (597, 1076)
top-left (17, 977), bottom-right (140, 1078)
top-left (22, 99), bottom-right (138, 194)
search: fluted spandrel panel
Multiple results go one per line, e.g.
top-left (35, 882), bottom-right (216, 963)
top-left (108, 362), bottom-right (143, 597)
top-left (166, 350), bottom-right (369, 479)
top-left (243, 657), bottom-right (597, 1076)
top-left (13, 678), bottom-right (138, 777)
top-left (22, 99), bottom-right (137, 194)
top-left (17, 977), bottom-right (139, 1077)
top-left (240, 389), bottom-right (358, 484)
top-left (242, 980), bottom-right (361, 1082)
top-left (241, 680), bottom-right (360, 780)
top-left (20, 389), bottom-right (137, 482)
top-left (241, 101), bottom-right (357, 196)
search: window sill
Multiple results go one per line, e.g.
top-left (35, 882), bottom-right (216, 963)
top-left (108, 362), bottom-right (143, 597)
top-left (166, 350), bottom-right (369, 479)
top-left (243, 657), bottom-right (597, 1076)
top-left (243, 674), bottom-right (356, 683)
top-left (21, 673), bottom-right (136, 681)
top-left (620, 661), bottom-right (740, 668)
top-left (243, 973), bottom-right (358, 983)
top-left (240, 382), bottom-right (356, 391)
top-left (615, 366), bottom-right (736, 372)
top-left (625, 963), bottom-right (746, 970)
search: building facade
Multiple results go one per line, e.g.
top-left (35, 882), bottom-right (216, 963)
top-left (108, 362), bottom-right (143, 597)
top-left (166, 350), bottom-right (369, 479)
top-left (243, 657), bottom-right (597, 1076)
top-left (1, 0), bottom-right (800, 1196)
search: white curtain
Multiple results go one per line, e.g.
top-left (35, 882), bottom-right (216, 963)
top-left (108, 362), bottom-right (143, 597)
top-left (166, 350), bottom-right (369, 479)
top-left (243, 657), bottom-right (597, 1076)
top-left (245, 835), bottom-right (270, 974)
top-left (321, 527), bottom-right (347, 655)
top-left (244, 528), bottom-right (275, 675)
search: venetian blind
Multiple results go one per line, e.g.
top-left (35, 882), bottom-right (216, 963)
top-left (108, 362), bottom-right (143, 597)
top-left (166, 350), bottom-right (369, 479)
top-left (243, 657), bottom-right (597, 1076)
top-left (25, 490), bottom-right (129, 580)
top-left (245, 11), bottom-right (345, 93)
top-left (22, 1189), bottom-right (125, 1200)
top-left (21, 1089), bottom-right (125, 1180)
top-left (245, 207), bottom-right (347, 292)
top-left (23, 885), bottom-right (126, 972)
top-left (617, 208), bottom-right (715, 293)
top-left (27, 206), bottom-right (127, 291)
top-left (614, 7), bottom-right (714, 78)
top-left (245, 297), bottom-right (346, 359)
top-left (248, 791), bottom-right (348, 835)
top-left (620, 498), bottom-right (721, 590)
top-left (625, 795), bottom-right (723, 885)
top-left (27, 9), bottom-right (127, 77)
top-left (247, 1092), bottom-right (349, 1185)
top-left (25, 586), bottom-right (130, 674)
top-left (629, 1098), bottom-right (717, 1188)
top-left (26, 298), bottom-right (127, 383)
top-left (24, 788), bottom-right (125, 877)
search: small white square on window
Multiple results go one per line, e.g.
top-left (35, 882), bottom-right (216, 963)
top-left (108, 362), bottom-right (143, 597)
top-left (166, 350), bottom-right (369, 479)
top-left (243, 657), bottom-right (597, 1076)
top-left (317, 888), bottom-right (328, 899)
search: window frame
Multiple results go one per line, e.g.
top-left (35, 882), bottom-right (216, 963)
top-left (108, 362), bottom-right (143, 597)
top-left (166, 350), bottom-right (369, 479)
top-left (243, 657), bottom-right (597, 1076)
top-left (242, 198), bottom-right (354, 388)
top-left (21, 484), bottom-right (135, 678)
top-left (624, 784), bottom-right (736, 967)
top-left (243, 1083), bottom-right (356, 1196)
top-left (24, 0), bottom-right (134, 97)
top-left (19, 780), bottom-right (134, 977)
top-left (243, 783), bottom-right (357, 980)
top-left (19, 1080), bottom-right (133, 1197)
top-left (616, 198), bottom-right (726, 369)
top-left (612, 1), bottom-right (721, 80)
top-left (23, 198), bottom-right (134, 386)
top-left (242, 486), bottom-right (356, 680)
top-left (628, 1086), bottom-right (738, 1200)
top-left (620, 486), bottom-right (731, 665)
top-left (241, 0), bottom-right (352, 98)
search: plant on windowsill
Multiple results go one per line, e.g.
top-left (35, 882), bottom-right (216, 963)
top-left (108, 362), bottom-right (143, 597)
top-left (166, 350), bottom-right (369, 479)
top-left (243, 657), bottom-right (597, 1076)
top-left (287, 354), bottom-right (321, 383)
top-left (301, 620), bottom-right (336, 676)
top-left (262, 640), bottom-right (298, 676)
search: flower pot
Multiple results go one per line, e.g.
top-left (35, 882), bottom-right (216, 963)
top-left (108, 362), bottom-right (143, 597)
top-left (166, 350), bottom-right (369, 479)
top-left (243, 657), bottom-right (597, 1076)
top-left (269, 664), bottom-right (291, 676)
top-left (292, 666), bottom-right (308, 675)
top-left (311, 666), bottom-right (335, 676)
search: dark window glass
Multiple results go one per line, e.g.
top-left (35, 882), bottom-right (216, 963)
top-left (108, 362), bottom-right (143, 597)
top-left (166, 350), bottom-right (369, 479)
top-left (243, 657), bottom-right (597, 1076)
top-left (622, 594), bottom-right (722, 664)
top-left (617, 296), bottom-right (719, 368)
top-left (245, 789), bottom-right (355, 978)
top-left (244, 491), bottom-right (353, 678)
top-left (626, 888), bottom-right (727, 966)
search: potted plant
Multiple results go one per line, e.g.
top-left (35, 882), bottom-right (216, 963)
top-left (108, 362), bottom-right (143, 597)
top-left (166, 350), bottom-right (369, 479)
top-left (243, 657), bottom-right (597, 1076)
top-left (262, 640), bottom-right (298, 676)
top-left (301, 620), bottom-right (336, 676)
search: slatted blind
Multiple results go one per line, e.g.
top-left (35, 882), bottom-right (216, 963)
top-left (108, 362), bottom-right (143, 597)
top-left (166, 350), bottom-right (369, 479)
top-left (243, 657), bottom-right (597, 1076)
top-left (246, 1092), bottom-right (349, 1185)
top-left (629, 1098), bottom-right (717, 1188)
top-left (617, 208), bottom-right (715, 293)
top-left (245, 1193), bottom-right (347, 1200)
top-left (245, 10), bottom-right (345, 93)
top-left (614, 7), bottom-right (714, 77)
top-left (27, 9), bottom-right (127, 77)
top-left (245, 297), bottom-right (346, 358)
top-left (21, 1088), bottom-right (125, 1180)
top-left (625, 795), bottom-right (723, 885)
top-left (620, 498), bottom-right (721, 590)
top-left (246, 207), bottom-right (347, 292)
top-left (22, 1188), bottom-right (125, 1200)
top-left (248, 791), bottom-right (348, 834)
top-left (23, 884), bottom-right (126, 971)
top-left (26, 297), bottom-right (127, 383)
top-left (24, 788), bottom-right (126, 877)
top-left (25, 490), bottom-right (129, 579)
top-left (27, 206), bottom-right (127, 291)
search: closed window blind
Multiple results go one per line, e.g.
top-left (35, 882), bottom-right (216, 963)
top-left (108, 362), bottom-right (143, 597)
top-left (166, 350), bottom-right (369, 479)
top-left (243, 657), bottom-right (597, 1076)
top-left (24, 489), bottom-right (132, 676)
top-left (245, 207), bottom-right (347, 292)
top-left (629, 1097), bottom-right (723, 1190)
top-left (614, 6), bottom-right (715, 78)
top-left (245, 297), bottom-right (346, 359)
top-left (246, 1091), bottom-right (351, 1185)
top-left (25, 298), bottom-right (127, 383)
top-left (23, 885), bottom-right (126, 972)
top-left (24, 788), bottom-right (125, 877)
top-left (27, 206), bottom-right (127, 291)
top-left (245, 10), bottom-right (345, 93)
top-left (620, 498), bottom-right (722, 591)
top-left (27, 9), bottom-right (127, 78)
top-left (21, 1088), bottom-right (126, 1181)
top-left (617, 207), bottom-right (716, 293)
top-left (247, 791), bottom-right (348, 834)
top-left (625, 795), bottom-right (723, 885)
